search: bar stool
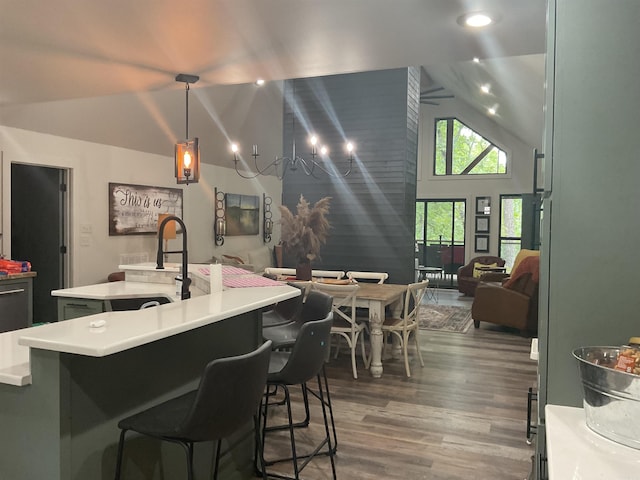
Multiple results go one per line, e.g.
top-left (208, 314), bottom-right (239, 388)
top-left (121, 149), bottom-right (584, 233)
top-left (259, 316), bottom-right (336, 480)
top-left (262, 290), bottom-right (337, 450)
top-left (113, 341), bottom-right (272, 480)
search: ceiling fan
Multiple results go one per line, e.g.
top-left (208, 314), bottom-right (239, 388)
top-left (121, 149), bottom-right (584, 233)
top-left (420, 86), bottom-right (455, 105)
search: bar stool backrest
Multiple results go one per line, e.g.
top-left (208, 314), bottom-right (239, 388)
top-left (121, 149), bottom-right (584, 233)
top-left (298, 289), bottom-right (333, 323)
top-left (175, 340), bottom-right (272, 441)
top-left (269, 316), bottom-right (333, 385)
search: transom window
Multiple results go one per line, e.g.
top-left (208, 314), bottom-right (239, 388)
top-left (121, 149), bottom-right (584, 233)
top-left (434, 118), bottom-right (507, 176)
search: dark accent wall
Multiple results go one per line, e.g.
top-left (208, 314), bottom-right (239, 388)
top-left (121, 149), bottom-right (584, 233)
top-left (281, 68), bottom-right (420, 284)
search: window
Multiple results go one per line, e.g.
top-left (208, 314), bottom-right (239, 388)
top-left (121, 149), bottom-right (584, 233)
top-left (499, 195), bottom-right (523, 270)
top-left (434, 118), bottom-right (507, 176)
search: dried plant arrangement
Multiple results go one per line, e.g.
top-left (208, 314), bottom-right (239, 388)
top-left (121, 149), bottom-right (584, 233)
top-left (279, 195), bottom-right (331, 264)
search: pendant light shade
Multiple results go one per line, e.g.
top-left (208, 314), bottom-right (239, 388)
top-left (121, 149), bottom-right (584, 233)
top-left (175, 138), bottom-right (200, 184)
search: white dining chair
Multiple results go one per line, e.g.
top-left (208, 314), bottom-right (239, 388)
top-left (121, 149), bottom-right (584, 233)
top-left (381, 280), bottom-right (428, 377)
top-left (311, 282), bottom-right (369, 379)
top-left (346, 271), bottom-right (388, 284)
top-left (311, 270), bottom-right (345, 279)
top-left (264, 267), bottom-right (297, 277)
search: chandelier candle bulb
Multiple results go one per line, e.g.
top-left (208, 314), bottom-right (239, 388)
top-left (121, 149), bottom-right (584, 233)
top-left (252, 144), bottom-right (258, 156)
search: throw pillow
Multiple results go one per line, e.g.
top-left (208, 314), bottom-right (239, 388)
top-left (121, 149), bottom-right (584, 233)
top-left (511, 249), bottom-right (540, 274)
top-left (473, 262), bottom-right (498, 278)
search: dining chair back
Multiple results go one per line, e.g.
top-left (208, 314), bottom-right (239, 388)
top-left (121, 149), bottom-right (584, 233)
top-left (346, 271), bottom-right (389, 284)
top-left (264, 267), bottom-right (296, 277)
top-left (311, 270), bottom-right (346, 279)
top-left (311, 282), bottom-right (369, 379)
top-left (381, 280), bottom-right (428, 377)
top-left (114, 340), bottom-right (272, 480)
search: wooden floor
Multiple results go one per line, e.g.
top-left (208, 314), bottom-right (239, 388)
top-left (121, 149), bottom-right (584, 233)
top-left (262, 290), bottom-right (537, 480)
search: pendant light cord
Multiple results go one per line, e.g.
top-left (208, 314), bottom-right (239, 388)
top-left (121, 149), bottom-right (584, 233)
top-left (185, 82), bottom-right (190, 139)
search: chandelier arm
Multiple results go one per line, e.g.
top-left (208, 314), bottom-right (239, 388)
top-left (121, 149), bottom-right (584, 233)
top-left (307, 159), bottom-right (353, 178)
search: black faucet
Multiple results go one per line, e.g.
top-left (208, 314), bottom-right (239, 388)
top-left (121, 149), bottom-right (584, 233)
top-left (156, 215), bottom-right (191, 300)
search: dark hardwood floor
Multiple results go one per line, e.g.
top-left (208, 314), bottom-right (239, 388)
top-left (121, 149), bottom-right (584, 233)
top-left (262, 290), bottom-right (537, 479)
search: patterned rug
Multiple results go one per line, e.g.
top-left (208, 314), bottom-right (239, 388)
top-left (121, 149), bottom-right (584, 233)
top-left (418, 304), bottom-right (473, 333)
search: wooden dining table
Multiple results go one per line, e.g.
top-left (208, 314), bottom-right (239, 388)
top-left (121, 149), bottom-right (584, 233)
top-left (288, 279), bottom-right (407, 378)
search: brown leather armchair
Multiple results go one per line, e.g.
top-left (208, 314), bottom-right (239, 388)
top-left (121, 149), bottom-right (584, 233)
top-left (471, 256), bottom-right (539, 335)
top-left (457, 256), bottom-right (507, 296)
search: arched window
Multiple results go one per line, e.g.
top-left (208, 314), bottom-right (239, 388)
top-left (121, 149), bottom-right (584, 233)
top-left (434, 118), bottom-right (507, 176)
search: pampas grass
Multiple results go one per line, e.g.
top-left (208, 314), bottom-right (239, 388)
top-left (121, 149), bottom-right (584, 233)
top-left (280, 195), bottom-right (331, 262)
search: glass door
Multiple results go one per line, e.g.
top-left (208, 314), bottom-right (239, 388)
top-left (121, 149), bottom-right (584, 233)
top-left (415, 199), bottom-right (466, 288)
top-left (498, 194), bottom-right (523, 271)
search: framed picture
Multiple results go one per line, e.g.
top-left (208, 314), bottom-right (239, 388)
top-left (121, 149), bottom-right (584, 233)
top-left (225, 193), bottom-right (260, 236)
top-left (475, 235), bottom-right (489, 253)
top-left (476, 196), bottom-right (491, 215)
top-left (475, 216), bottom-right (490, 234)
top-left (109, 183), bottom-right (183, 236)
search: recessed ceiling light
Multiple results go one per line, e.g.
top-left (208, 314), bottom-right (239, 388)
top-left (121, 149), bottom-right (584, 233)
top-left (255, 78), bottom-right (265, 86)
top-left (481, 84), bottom-right (491, 94)
top-left (473, 57), bottom-right (481, 63)
top-left (457, 12), bottom-right (496, 28)
top-left (488, 107), bottom-right (497, 116)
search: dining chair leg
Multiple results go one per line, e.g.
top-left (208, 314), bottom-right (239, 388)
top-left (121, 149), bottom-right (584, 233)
top-left (350, 333), bottom-right (358, 379)
top-left (359, 330), bottom-right (370, 368)
top-left (413, 329), bottom-right (425, 368)
top-left (403, 330), bottom-right (411, 377)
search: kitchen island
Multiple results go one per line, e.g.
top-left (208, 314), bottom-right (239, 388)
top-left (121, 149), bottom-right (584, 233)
top-left (0, 283), bottom-right (299, 480)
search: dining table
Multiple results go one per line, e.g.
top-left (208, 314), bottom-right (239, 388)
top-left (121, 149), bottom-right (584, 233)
top-left (286, 278), bottom-right (408, 378)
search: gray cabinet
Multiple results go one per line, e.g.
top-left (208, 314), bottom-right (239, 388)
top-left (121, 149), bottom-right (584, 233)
top-left (57, 296), bottom-right (171, 320)
top-left (0, 277), bottom-right (33, 333)
top-left (57, 298), bottom-right (106, 321)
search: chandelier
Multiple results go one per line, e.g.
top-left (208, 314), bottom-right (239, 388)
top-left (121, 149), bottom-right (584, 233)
top-left (230, 81), bottom-right (355, 180)
top-left (231, 134), bottom-right (354, 180)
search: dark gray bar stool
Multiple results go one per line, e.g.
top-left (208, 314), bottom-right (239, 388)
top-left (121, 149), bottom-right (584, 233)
top-left (114, 341), bottom-right (272, 480)
top-left (258, 316), bottom-right (337, 480)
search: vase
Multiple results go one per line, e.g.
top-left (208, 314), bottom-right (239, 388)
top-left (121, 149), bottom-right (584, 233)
top-left (296, 260), bottom-right (312, 281)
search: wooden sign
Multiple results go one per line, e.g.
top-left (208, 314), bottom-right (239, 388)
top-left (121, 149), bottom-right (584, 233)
top-left (109, 183), bottom-right (183, 236)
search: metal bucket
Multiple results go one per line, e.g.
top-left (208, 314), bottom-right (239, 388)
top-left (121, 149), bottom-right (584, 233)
top-left (573, 346), bottom-right (640, 449)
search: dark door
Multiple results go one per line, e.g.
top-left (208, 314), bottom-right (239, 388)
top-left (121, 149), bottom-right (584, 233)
top-left (11, 164), bottom-right (67, 324)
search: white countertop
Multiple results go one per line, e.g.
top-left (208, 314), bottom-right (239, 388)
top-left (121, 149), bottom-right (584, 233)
top-left (546, 404), bottom-right (640, 479)
top-left (1, 284), bottom-right (298, 386)
top-left (0, 329), bottom-right (31, 386)
top-left (51, 280), bottom-right (192, 301)
top-left (20, 285), bottom-right (297, 357)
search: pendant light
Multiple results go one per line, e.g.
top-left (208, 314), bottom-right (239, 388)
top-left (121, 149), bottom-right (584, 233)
top-left (175, 73), bottom-right (200, 185)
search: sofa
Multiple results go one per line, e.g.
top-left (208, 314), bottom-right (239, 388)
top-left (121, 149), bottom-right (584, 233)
top-left (471, 250), bottom-right (540, 336)
top-left (457, 255), bottom-right (507, 296)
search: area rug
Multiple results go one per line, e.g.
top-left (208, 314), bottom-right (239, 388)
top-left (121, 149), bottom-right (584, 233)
top-left (418, 304), bottom-right (473, 333)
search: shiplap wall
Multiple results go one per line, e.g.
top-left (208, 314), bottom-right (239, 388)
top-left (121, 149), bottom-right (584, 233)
top-left (281, 68), bottom-right (419, 284)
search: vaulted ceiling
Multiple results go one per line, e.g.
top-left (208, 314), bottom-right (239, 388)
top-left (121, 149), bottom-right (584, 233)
top-left (0, 0), bottom-right (547, 162)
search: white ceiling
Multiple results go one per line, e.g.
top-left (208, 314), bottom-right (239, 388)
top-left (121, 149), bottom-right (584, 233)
top-left (0, 0), bottom-right (547, 161)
